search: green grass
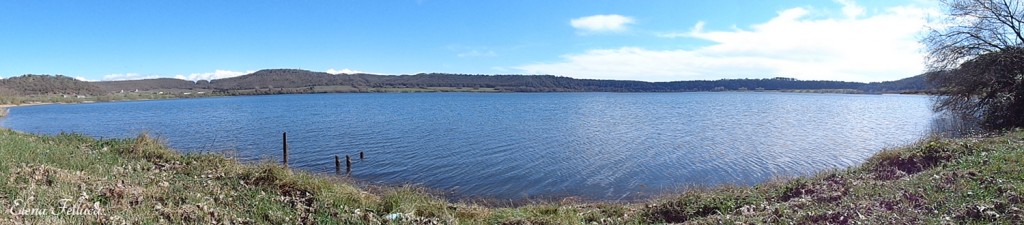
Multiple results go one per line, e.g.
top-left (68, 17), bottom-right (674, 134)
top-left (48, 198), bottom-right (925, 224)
top-left (1, 128), bottom-right (1022, 224)
top-left (642, 133), bottom-right (1024, 224)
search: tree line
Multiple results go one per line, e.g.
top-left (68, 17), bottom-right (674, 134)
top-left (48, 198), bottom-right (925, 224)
top-left (0, 69), bottom-right (931, 105)
top-left (87, 69), bottom-right (928, 93)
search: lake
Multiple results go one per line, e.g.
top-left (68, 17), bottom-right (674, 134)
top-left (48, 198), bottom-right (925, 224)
top-left (0, 92), bottom-right (936, 201)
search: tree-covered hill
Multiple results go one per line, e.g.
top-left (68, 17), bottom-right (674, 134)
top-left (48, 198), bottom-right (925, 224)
top-left (857, 73), bottom-right (932, 94)
top-left (89, 69), bottom-right (930, 93)
top-left (0, 74), bottom-right (104, 96)
top-left (92, 78), bottom-right (198, 92)
top-left (0, 69), bottom-right (931, 97)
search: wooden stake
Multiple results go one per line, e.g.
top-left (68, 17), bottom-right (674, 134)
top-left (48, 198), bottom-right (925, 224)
top-left (334, 155), bottom-right (341, 174)
top-left (282, 132), bottom-right (288, 167)
top-left (346, 155), bottom-right (352, 173)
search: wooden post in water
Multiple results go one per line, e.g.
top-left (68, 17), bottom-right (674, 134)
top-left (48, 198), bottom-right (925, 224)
top-left (346, 155), bottom-right (352, 173)
top-left (359, 151), bottom-right (364, 160)
top-left (334, 155), bottom-right (341, 174)
top-left (282, 132), bottom-right (288, 167)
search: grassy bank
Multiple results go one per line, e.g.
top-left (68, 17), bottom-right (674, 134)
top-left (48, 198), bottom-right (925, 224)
top-left (0, 129), bottom-right (1022, 224)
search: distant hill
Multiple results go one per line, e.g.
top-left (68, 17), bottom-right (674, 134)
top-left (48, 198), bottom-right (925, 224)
top-left (89, 69), bottom-right (931, 93)
top-left (92, 78), bottom-right (198, 92)
top-left (857, 73), bottom-right (931, 94)
top-left (0, 69), bottom-right (931, 97)
top-left (205, 69), bottom-right (368, 90)
top-left (0, 74), bottom-right (104, 96)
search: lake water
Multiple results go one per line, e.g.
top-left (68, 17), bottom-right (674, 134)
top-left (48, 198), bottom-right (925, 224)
top-left (1, 92), bottom-right (936, 201)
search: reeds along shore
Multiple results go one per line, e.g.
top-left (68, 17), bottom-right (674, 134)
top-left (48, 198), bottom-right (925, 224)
top-left (0, 128), bottom-right (1022, 224)
top-left (0, 107), bottom-right (8, 117)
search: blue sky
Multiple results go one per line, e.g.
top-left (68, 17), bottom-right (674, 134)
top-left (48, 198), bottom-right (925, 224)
top-left (0, 0), bottom-right (940, 82)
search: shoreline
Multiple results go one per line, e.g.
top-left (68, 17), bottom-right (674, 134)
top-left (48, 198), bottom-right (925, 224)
top-left (0, 102), bottom-right (54, 108)
top-left (0, 102), bottom-right (55, 118)
top-left (1, 127), bottom-right (1022, 223)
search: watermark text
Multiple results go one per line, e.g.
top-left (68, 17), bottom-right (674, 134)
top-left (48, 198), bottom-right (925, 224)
top-left (8, 199), bottom-right (104, 216)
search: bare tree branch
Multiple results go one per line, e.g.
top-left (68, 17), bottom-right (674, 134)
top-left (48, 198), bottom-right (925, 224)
top-left (927, 0), bottom-right (1024, 130)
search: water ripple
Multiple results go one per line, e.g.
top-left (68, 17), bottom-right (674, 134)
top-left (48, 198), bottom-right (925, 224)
top-left (0, 92), bottom-right (936, 200)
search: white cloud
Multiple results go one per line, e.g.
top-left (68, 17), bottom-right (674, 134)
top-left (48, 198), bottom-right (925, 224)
top-left (173, 70), bottom-right (254, 81)
top-left (102, 73), bottom-right (161, 81)
top-left (655, 21), bottom-right (706, 38)
top-left (103, 70), bottom-right (254, 81)
top-left (836, 0), bottom-right (866, 18)
top-left (570, 14), bottom-right (635, 33)
top-left (520, 2), bottom-right (938, 82)
top-left (325, 68), bottom-right (372, 74)
top-left (74, 76), bottom-right (93, 82)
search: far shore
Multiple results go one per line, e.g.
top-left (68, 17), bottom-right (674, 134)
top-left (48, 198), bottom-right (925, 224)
top-left (0, 102), bottom-right (55, 108)
top-left (2, 89), bottom-right (927, 107)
